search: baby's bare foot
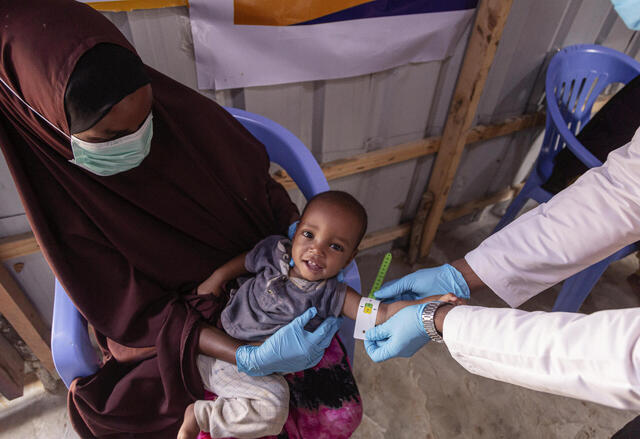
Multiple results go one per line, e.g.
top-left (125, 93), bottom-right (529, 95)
top-left (177, 403), bottom-right (200, 439)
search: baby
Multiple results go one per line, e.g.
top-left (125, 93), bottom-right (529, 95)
top-left (178, 191), bottom-right (461, 439)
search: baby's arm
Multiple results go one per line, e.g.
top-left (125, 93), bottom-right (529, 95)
top-left (341, 288), bottom-right (463, 325)
top-left (197, 252), bottom-right (249, 296)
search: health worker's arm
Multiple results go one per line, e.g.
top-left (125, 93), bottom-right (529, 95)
top-left (466, 127), bottom-right (640, 307)
top-left (438, 127), bottom-right (640, 410)
top-left (441, 305), bottom-right (640, 410)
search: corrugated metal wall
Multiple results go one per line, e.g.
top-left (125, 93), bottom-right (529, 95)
top-left (1, 0), bottom-right (639, 325)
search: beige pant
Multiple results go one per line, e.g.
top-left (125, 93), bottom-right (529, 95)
top-left (195, 355), bottom-right (289, 439)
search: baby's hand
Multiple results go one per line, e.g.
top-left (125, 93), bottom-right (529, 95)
top-left (436, 292), bottom-right (466, 306)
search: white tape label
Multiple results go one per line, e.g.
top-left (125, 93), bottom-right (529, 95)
top-left (353, 297), bottom-right (380, 340)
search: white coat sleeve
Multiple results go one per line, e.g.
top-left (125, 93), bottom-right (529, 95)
top-left (443, 305), bottom-right (640, 410)
top-left (449, 127), bottom-right (640, 409)
top-left (466, 127), bottom-right (640, 307)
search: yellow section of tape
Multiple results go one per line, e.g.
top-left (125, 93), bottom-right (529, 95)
top-left (85, 0), bottom-right (188, 12)
top-left (234, 0), bottom-right (372, 26)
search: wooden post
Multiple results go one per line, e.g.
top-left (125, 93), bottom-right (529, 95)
top-left (0, 263), bottom-right (55, 374)
top-left (0, 333), bottom-right (24, 400)
top-left (412, 0), bottom-right (514, 260)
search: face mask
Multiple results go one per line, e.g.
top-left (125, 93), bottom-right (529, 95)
top-left (70, 113), bottom-right (153, 176)
top-left (611, 0), bottom-right (640, 30)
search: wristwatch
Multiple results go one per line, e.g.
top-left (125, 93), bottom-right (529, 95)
top-left (421, 301), bottom-right (451, 343)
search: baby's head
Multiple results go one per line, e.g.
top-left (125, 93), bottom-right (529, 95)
top-left (290, 191), bottom-right (367, 282)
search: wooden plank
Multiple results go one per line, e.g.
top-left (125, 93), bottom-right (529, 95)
top-left (1, 181), bottom-right (521, 261)
top-left (441, 183), bottom-right (524, 222)
top-left (0, 333), bottom-right (24, 400)
top-left (359, 222), bottom-right (412, 251)
top-left (465, 112), bottom-right (544, 144)
top-left (0, 232), bottom-right (39, 261)
top-left (0, 263), bottom-right (55, 374)
top-left (408, 192), bottom-right (433, 263)
top-left (273, 111), bottom-right (543, 189)
top-left (414, 0), bottom-right (515, 260)
top-left (360, 182), bottom-right (523, 250)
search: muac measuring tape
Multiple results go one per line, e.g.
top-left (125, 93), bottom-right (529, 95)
top-left (354, 252), bottom-right (392, 339)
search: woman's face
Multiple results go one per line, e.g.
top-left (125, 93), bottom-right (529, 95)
top-left (73, 84), bottom-right (152, 143)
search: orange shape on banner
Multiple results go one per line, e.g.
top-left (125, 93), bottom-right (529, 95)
top-left (234, 0), bottom-right (373, 26)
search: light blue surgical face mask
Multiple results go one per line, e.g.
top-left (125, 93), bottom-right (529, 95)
top-left (611, 0), bottom-right (640, 30)
top-left (70, 113), bottom-right (153, 176)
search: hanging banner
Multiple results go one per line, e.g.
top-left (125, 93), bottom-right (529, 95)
top-left (189, 0), bottom-right (478, 90)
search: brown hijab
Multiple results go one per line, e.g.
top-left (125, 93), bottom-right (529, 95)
top-left (0, 0), bottom-right (297, 436)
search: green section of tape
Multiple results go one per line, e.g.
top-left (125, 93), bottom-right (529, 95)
top-left (369, 252), bottom-right (392, 298)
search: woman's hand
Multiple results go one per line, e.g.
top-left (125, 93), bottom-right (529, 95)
top-left (374, 264), bottom-right (470, 303)
top-left (197, 270), bottom-right (227, 296)
top-left (235, 307), bottom-right (341, 376)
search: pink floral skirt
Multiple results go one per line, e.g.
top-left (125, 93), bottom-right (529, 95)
top-left (197, 336), bottom-right (362, 439)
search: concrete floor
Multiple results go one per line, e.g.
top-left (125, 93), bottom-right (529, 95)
top-left (1, 209), bottom-right (638, 438)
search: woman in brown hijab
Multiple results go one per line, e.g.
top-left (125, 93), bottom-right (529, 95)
top-left (0, 1), bottom-right (362, 437)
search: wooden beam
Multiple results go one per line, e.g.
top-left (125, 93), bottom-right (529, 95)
top-left (359, 222), bottom-right (412, 251)
top-left (413, 0), bottom-right (514, 260)
top-left (360, 182), bottom-right (523, 251)
top-left (0, 332), bottom-right (24, 400)
top-left (465, 112), bottom-right (545, 144)
top-left (0, 263), bottom-right (55, 374)
top-left (441, 183), bottom-right (524, 222)
top-left (0, 232), bottom-right (39, 261)
top-left (273, 111), bottom-right (543, 190)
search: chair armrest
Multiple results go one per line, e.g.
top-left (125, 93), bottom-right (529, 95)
top-left (52, 278), bottom-right (100, 388)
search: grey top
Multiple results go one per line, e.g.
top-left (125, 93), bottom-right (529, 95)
top-left (220, 235), bottom-right (347, 342)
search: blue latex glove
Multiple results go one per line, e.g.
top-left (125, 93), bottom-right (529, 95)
top-left (236, 307), bottom-right (341, 376)
top-left (374, 264), bottom-right (470, 303)
top-left (364, 303), bottom-right (431, 362)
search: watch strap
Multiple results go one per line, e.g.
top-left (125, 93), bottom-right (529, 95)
top-left (421, 301), bottom-right (449, 343)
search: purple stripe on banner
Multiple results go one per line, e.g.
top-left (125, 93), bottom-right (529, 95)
top-left (295, 0), bottom-right (478, 26)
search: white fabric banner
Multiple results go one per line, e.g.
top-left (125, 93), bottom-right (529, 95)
top-left (189, 0), bottom-right (475, 90)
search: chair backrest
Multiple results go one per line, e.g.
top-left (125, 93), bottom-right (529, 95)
top-left (540, 45), bottom-right (640, 173)
top-left (52, 108), bottom-right (360, 388)
top-left (225, 107), bottom-right (329, 199)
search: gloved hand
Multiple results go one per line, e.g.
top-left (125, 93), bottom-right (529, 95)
top-left (364, 303), bottom-right (430, 362)
top-left (374, 264), bottom-right (470, 303)
top-left (236, 307), bottom-right (341, 376)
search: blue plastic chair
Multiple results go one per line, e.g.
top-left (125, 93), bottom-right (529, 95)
top-left (494, 44), bottom-right (640, 312)
top-left (51, 107), bottom-right (361, 388)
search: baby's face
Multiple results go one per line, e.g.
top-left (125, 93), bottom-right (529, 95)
top-left (290, 201), bottom-right (360, 282)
